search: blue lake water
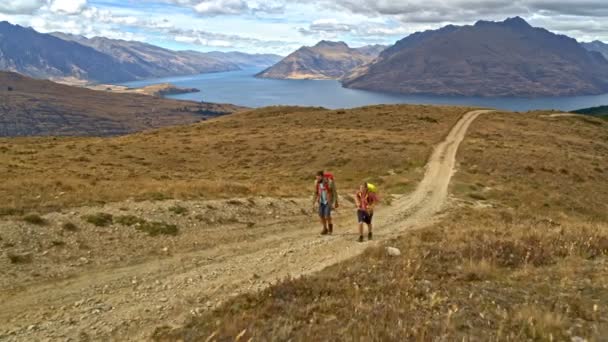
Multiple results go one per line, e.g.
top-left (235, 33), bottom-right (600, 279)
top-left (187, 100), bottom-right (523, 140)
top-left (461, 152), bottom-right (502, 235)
top-left (122, 68), bottom-right (608, 112)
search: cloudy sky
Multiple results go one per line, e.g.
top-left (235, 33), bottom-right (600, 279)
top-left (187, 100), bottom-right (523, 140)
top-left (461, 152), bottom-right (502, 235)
top-left (1, 0), bottom-right (607, 55)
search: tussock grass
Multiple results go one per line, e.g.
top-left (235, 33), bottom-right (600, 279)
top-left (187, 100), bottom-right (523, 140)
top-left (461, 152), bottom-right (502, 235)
top-left (0, 105), bottom-right (469, 213)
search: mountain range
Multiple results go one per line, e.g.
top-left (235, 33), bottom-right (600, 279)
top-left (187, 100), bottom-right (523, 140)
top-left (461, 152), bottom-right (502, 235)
top-left (0, 21), bottom-right (281, 84)
top-left (342, 17), bottom-right (608, 97)
top-left (256, 41), bottom-right (386, 80)
top-left (582, 40), bottom-right (608, 60)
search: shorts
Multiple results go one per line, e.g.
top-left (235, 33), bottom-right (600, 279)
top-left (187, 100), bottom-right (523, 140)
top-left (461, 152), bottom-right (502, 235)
top-left (357, 209), bottom-right (373, 224)
top-left (318, 203), bottom-right (332, 218)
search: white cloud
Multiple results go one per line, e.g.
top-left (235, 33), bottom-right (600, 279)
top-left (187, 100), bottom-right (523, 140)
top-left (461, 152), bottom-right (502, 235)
top-left (3, 0), bottom-right (608, 54)
top-left (49, 0), bottom-right (87, 15)
top-left (193, 0), bottom-right (249, 15)
top-left (0, 0), bottom-right (45, 14)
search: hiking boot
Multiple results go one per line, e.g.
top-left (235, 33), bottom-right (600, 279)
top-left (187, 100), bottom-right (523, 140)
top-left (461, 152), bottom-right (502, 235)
top-left (320, 228), bottom-right (329, 235)
top-left (358, 235), bottom-right (364, 243)
top-left (368, 232), bottom-right (373, 240)
top-left (328, 224), bottom-right (333, 235)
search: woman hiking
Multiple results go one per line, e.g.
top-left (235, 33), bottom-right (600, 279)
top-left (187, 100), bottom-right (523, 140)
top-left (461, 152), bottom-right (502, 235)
top-left (355, 182), bottom-right (378, 242)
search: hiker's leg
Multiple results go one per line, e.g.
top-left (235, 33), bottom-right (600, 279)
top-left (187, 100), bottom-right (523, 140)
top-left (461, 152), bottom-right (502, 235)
top-left (358, 222), bottom-right (364, 236)
top-left (366, 214), bottom-right (373, 240)
top-left (318, 204), bottom-right (326, 226)
top-left (327, 215), bottom-right (333, 234)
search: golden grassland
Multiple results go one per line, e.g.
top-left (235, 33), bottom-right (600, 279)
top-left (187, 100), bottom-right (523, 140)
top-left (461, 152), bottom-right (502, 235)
top-left (154, 112), bottom-right (608, 341)
top-left (0, 104), bottom-right (470, 214)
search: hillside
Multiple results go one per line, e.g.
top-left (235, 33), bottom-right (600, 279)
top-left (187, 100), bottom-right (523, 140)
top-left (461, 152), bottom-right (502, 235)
top-left (256, 41), bottom-right (384, 80)
top-left (157, 111), bottom-right (608, 341)
top-left (0, 21), bottom-right (137, 83)
top-left (0, 71), bottom-right (242, 137)
top-left (0, 104), bottom-right (468, 212)
top-left (0, 21), bottom-right (278, 83)
top-left (583, 40), bottom-right (608, 59)
top-left (200, 51), bottom-right (282, 68)
top-left (343, 17), bottom-right (608, 97)
top-left (572, 105), bottom-right (608, 116)
top-left (1, 104), bottom-right (607, 341)
top-left (50, 33), bottom-right (239, 80)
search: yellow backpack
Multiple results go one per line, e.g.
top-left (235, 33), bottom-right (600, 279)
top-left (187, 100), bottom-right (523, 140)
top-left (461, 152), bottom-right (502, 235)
top-left (367, 183), bottom-right (378, 193)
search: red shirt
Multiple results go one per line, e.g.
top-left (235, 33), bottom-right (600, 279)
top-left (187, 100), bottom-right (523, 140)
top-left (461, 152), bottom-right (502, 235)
top-left (356, 191), bottom-right (377, 210)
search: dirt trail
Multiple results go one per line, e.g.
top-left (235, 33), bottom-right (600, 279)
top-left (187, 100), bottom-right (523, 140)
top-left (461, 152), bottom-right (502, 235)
top-left (0, 110), bottom-right (492, 341)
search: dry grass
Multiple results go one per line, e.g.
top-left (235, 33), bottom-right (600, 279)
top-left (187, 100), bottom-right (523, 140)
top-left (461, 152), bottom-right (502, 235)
top-left (154, 213), bottom-right (608, 341)
top-left (453, 111), bottom-right (608, 221)
top-left (154, 110), bottom-right (608, 341)
top-left (0, 104), bottom-right (470, 213)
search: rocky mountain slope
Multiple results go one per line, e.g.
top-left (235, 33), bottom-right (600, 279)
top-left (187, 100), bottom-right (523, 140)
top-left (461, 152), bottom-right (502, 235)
top-left (582, 40), bottom-right (608, 59)
top-left (256, 41), bottom-right (385, 80)
top-left (0, 21), bottom-right (280, 84)
top-left (50, 33), bottom-right (239, 80)
top-left (343, 17), bottom-right (608, 97)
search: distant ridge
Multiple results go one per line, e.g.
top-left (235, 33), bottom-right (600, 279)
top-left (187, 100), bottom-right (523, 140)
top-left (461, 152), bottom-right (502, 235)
top-left (0, 21), bottom-right (281, 84)
top-left (343, 17), bottom-right (608, 97)
top-left (256, 40), bottom-right (386, 80)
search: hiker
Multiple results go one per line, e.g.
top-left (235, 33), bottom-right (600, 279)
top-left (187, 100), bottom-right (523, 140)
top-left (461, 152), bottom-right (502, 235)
top-left (355, 182), bottom-right (377, 242)
top-left (312, 171), bottom-right (339, 235)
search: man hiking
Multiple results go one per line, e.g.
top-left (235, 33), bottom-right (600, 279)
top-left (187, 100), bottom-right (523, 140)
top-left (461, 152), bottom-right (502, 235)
top-left (312, 171), bottom-right (339, 235)
top-left (355, 182), bottom-right (377, 242)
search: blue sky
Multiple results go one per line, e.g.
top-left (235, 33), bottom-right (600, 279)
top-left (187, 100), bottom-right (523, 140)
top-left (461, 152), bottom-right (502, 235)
top-left (1, 0), bottom-right (607, 55)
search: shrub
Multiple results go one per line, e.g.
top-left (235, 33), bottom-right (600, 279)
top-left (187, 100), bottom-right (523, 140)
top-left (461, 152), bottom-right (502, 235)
top-left (137, 221), bottom-right (179, 237)
top-left (51, 240), bottom-right (66, 247)
top-left (82, 213), bottom-right (113, 227)
top-left (0, 207), bottom-right (24, 217)
top-left (22, 214), bottom-right (47, 225)
top-left (140, 192), bottom-right (172, 201)
top-left (417, 116), bottom-right (439, 123)
top-left (168, 205), bottom-right (188, 215)
top-left (115, 215), bottom-right (146, 226)
top-left (468, 192), bottom-right (488, 201)
top-left (8, 252), bottom-right (33, 264)
top-left (62, 222), bottom-right (78, 231)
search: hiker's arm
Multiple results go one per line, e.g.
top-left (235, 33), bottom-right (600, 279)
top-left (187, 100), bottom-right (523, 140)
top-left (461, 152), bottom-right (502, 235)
top-left (331, 181), bottom-right (339, 207)
top-left (312, 184), bottom-right (318, 206)
top-left (368, 194), bottom-right (377, 212)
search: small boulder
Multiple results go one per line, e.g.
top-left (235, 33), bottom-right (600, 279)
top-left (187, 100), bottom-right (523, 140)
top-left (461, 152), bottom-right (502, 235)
top-left (386, 247), bottom-right (401, 257)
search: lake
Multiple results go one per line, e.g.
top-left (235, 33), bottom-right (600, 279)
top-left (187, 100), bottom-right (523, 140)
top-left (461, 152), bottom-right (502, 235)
top-left (122, 68), bottom-right (608, 112)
